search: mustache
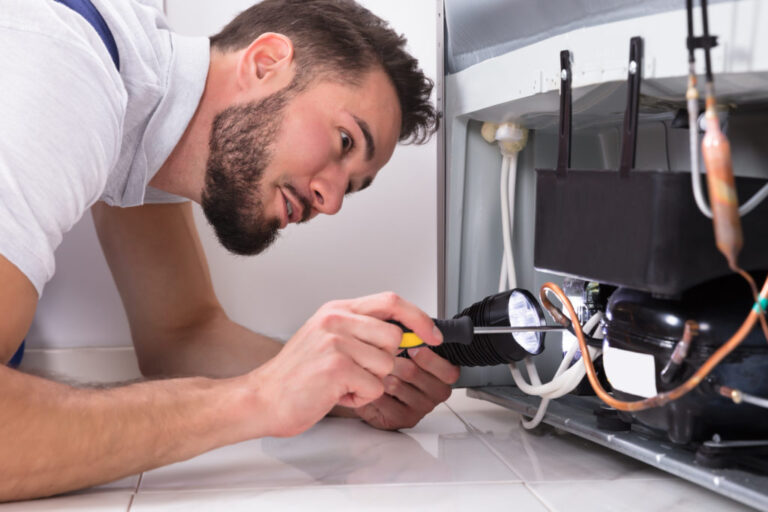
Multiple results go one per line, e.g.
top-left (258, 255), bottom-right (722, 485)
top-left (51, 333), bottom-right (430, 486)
top-left (283, 183), bottom-right (314, 223)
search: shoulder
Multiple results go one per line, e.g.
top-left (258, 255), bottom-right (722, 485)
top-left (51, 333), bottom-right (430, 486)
top-left (0, 3), bottom-right (128, 294)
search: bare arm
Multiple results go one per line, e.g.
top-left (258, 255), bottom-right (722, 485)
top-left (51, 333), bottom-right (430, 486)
top-left (93, 203), bottom-right (459, 429)
top-left (92, 202), bottom-right (458, 431)
top-left (1, 250), bottom-right (440, 501)
top-left (91, 201), bottom-right (281, 378)
top-left (0, 254), bottom-right (259, 501)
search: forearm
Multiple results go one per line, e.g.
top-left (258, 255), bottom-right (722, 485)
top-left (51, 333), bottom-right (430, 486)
top-left (0, 366), bottom-right (258, 502)
top-left (136, 310), bottom-right (283, 379)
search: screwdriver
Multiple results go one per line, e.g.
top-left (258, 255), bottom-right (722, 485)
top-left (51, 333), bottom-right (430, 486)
top-left (390, 317), bottom-right (566, 349)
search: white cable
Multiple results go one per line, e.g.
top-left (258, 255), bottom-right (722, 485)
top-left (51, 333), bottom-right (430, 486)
top-left (498, 258), bottom-right (508, 295)
top-left (512, 312), bottom-right (602, 394)
top-left (688, 98), bottom-right (768, 218)
top-left (499, 154), bottom-right (516, 290)
top-left (519, 334), bottom-right (582, 429)
top-left (512, 312), bottom-right (603, 429)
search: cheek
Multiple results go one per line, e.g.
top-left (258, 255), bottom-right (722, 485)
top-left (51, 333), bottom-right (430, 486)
top-left (271, 116), bottom-right (333, 178)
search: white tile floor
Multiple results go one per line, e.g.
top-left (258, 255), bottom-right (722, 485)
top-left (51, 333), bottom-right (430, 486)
top-left (0, 392), bottom-right (757, 511)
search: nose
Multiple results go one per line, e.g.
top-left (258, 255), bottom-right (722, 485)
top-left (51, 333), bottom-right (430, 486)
top-left (310, 168), bottom-right (345, 216)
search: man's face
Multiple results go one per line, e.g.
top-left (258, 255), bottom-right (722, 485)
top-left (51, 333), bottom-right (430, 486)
top-left (202, 68), bottom-right (401, 255)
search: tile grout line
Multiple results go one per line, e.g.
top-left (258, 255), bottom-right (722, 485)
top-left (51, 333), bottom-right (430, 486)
top-left (444, 401), bottom-right (527, 482)
top-left (126, 472), bottom-right (143, 511)
top-left (126, 493), bottom-right (136, 512)
top-left (135, 480), bottom-right (529, 495)
top-left (445, 401), bottom-right (556, 511)
top-left (522, 482), bottom-right (556, 512)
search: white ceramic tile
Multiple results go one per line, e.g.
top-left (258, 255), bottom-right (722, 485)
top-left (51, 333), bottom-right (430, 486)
top-left (131, 483), bottom-right (547, 512)
top-left (529, 478), bottom-right (754, 512)
top-left (446, 391), bottom-right (666, 483)
top-left (140, 404), bottom-right (519, 491)
top-left (0, 491), bottom-right (132, 512)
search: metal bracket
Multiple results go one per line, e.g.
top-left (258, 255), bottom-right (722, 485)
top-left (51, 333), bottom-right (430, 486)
top-left (556, 50), bottom-right (572, 177)
top-left (687, 35), bottom-right (718, 52)
top-left (619, 37), bottom-right (643, 176)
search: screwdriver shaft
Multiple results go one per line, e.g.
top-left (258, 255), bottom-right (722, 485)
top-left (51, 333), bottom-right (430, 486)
top-left (473, 325), bottom-right (567, 334)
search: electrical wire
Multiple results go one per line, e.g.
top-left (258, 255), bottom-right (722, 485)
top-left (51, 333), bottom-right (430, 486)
top-left (510, 312), bottom-right (603, 429)
top-left (510, 313), bottom-right (603, 395)
top-left (539, 278), bottom-right (768, 412)
top-left (500, 154), bottom-right (517, 290)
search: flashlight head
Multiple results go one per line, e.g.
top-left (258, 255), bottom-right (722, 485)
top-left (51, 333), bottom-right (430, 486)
top-left (456, 288), bottom-right (546, 362)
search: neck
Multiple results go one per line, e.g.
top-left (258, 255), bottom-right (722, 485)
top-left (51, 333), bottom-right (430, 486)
top-left (150, 48), bottom-right (228, 202)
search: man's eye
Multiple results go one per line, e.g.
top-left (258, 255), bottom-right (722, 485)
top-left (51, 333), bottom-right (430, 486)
top-left (341, 131), bottom-right (354, 152)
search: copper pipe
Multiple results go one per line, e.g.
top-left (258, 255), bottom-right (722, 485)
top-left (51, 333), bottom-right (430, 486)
top-left (702, 94), bottom-right (742, 270)
top-left (539, 278), bottom-right (768, 412)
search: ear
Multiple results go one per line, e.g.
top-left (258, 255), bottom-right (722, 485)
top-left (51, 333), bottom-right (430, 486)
top-left (236, 32), bottom-right (294, 90)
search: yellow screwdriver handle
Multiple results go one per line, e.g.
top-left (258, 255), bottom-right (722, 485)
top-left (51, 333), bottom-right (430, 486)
top-left (399, 332), bottom-right (425, 349)
top-left (390, 317), bottom-right (474, 349)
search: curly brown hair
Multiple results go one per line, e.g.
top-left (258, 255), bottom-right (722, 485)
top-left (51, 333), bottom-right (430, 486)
top-left (210, 0), bottom-right (439, 144)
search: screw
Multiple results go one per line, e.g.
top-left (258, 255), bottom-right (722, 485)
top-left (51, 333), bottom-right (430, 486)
top-left (629, 60), bottom-right (638, 75)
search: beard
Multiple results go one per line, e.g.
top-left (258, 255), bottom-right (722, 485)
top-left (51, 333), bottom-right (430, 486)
top-left (201, 88), bottom-right (291, 256)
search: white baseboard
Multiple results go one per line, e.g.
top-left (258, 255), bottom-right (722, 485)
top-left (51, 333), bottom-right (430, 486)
top-left (18, 346), bottom-right (143, 385)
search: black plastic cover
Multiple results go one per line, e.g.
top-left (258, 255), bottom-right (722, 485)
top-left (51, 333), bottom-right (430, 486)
top-left (534, 169), bottom-right (768, 297)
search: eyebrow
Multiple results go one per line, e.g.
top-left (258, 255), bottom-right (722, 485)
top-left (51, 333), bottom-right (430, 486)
top-left (353, 115), bottom-right (375, 162)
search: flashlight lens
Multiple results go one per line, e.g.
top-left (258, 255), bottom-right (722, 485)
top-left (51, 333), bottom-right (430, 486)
top-left (508, 290), bottom-right (544, 353)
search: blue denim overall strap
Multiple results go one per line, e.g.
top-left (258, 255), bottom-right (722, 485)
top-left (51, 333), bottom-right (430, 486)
top-left (8, 0), bottom-right (120, 369)
top-left (53, 0), bottom-right (120, 69)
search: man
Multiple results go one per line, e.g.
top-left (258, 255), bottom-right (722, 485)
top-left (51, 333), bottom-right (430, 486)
top-left (0, 0), bottom-right (458, 501)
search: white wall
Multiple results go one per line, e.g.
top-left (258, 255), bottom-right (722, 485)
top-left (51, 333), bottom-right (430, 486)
top-left (27, 0), bottom-right (439, 349)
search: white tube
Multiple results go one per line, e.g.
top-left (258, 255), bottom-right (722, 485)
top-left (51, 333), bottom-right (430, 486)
top-left (739, 391), bottom-right (768, 409)
top-left (499, 154), bottom-right (516, 290)
top-left (498, 258), bottom-right (507, 295)
top-left (688, 97), bottom-right (768, 218)
top-left (737, 183), bottom-right (768, 216)
top-left (689, 97), bottom-right (713, 219)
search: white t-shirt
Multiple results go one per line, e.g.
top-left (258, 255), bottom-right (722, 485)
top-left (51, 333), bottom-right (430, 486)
top-left (0, 0), bottom-right (210, 296)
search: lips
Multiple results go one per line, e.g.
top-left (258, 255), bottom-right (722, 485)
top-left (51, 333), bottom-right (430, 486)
top-left (280, 187), bottom-right (301, 226)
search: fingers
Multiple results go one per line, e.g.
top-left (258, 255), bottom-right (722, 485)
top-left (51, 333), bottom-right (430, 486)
top-left (407, 347), bottom-right (461, 385)
top-left (315, 305), bottom-right (403, 354)
top-left (357, 394), bottom-right (418, 430)
top-left (337, 292), bottom-right (443, 347)
top-left (389, 357), bottom-right (449, 403)
top-left (334, 359), bottom-right (386, 409)
top-left (334, 333), bottom-right (396, 379)
top-left (383, 375), bottom-right (436, 412)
